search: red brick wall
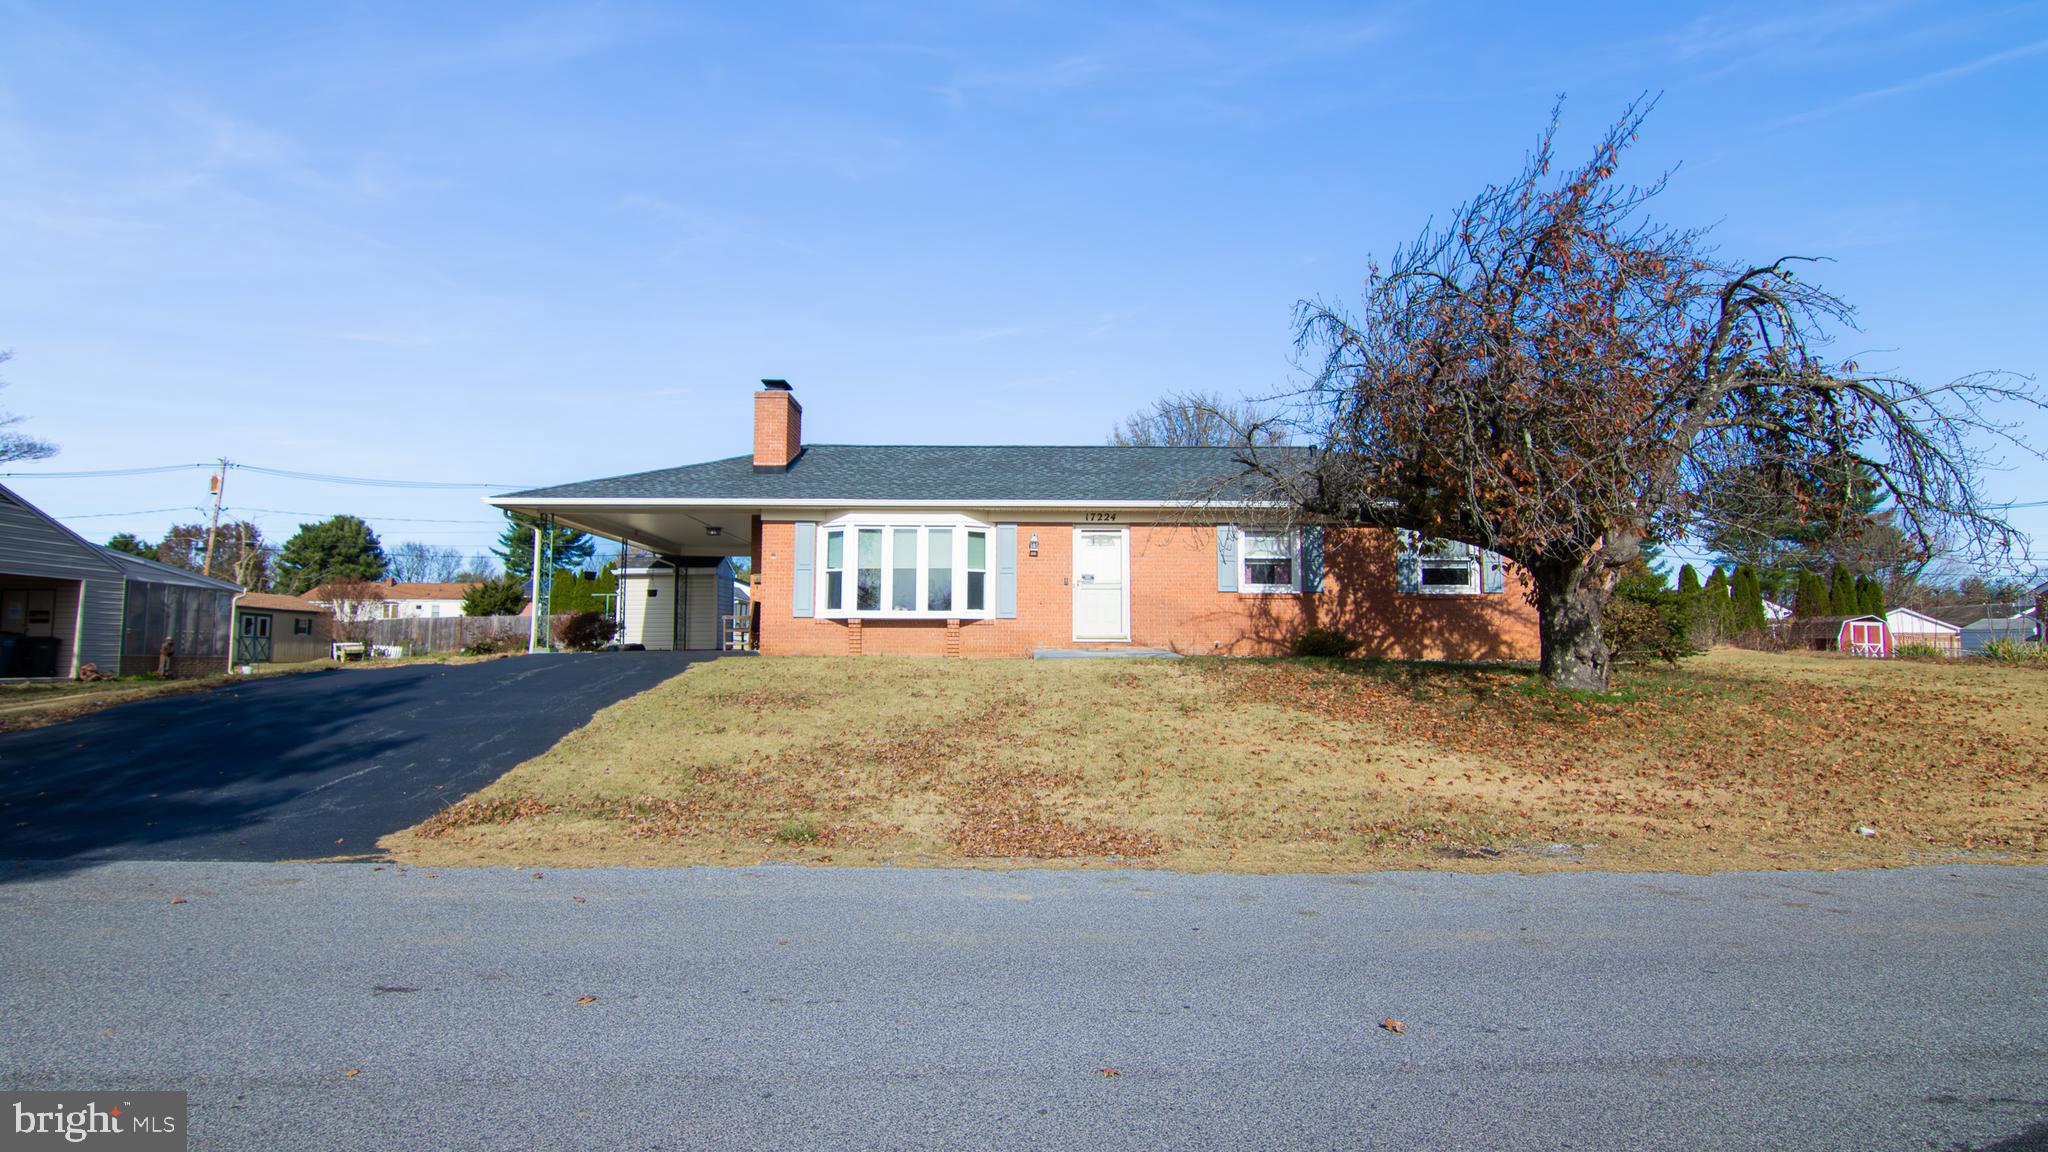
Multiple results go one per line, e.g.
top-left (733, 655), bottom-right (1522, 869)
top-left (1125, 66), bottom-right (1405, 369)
top-left (752, 520), bottom-right (1539, 661)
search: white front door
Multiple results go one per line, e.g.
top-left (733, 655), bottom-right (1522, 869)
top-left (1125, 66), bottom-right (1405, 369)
top-left (1072, 528), bottom-right (1128, 641)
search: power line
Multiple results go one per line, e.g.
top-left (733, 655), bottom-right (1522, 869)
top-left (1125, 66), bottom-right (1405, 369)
top-left (230, 464), bottom-right (528, 489)
top-left (53, 505), bottom-right (206, 519)
top-left (227, 506), bottom-right (501, 525)
top-left (3, 461), bottom-right (528, 489)
top-left (1, 464), bottom-right (211, 479)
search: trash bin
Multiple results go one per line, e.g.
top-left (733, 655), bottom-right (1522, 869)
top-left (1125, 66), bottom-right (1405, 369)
top-left (19, 636), bottom-right (60, 678)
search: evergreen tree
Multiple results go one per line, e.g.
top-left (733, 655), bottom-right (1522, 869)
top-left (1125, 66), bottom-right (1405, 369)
top-left (461, 577), bottom-right (529, 617)
top-left (1704, 567), bottom-right (1732, 634)
top-left (1855, 575), bottom-right (1886, 616)
top-left (1795, 569), bottom-right (1832, 618)
top-left (1677, 565), bottom-right (1702, 596)
top-left (274, 516), bottom-right (385, 595)
top-left (1733, 565), bottom-right (1767, 631)
top-left (105, 532), bottom-right (154, 558)
top-left (1828, 562), bottom-right (1857, 614)
top-left (495, 512), bottom-right (595, 581)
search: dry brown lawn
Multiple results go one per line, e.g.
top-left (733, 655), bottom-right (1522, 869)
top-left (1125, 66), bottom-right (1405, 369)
top-left (383, 647), bottom-right (2048, 874)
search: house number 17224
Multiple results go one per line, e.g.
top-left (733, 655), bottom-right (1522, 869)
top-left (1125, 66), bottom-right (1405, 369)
top-left (1083, 512), bottom-right (1118, 522)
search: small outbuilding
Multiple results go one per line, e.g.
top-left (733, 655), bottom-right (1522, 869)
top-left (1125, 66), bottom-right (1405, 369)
top-left (232, 593), bottom-right (331, 664)
top-left (1884, 608), bottom-right (1962, 656)
top-left (1785, 614), bottom-right (1892, 657)
top-left (617, 557), bottom-right (741, 651)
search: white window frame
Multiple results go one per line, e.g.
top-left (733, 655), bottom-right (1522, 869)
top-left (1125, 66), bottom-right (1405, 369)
top-left (1237, 527), bottom-right (1302, 595)
top-left (1415, 539), bottom-right (1481, 596)
top-left (814, 512), bottom-right (995, 621)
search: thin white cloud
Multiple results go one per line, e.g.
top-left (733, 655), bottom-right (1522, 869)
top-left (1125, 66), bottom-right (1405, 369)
top-left (1769, 36), bottom-right (2048, 127)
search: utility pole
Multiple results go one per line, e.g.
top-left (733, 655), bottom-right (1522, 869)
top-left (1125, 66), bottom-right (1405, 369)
top-left (201, 458), bottom-right (229, 578)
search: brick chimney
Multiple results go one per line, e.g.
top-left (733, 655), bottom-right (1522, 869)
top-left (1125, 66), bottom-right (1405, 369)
top-left (753, 379), bottom-right (802, 472)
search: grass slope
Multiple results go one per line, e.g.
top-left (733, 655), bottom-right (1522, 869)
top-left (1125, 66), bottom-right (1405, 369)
top-left (383, 648), bottom-right (2047, 873)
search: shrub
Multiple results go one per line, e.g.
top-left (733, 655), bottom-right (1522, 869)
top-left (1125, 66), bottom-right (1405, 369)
top-left (462, 633), bottom-right (524, 657)
top-left (775, 819), bottom-right (820, 844)
top-left (554, 610), bottom-right (621, 652)
top-left (1979, 638), bottom-right (2048, 667)
top-left (1608, 570), bottom-right (1703, 665)
top-left (1293, 627), bottom-right (1361, 659)
top-left (1893, 642), bottom-right (1945, 661)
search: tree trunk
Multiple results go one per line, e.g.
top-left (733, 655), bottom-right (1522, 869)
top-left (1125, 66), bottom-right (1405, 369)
top-left (1533, 551), bottom-right (1615, 693)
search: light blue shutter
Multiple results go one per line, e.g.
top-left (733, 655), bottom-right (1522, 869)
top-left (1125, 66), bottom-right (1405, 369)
top-left (1481, 549), bottom-right (1505, 594)
top-left (995, 524), bottom-right (1017, 618)
top-left (1216, 526), bottom-right (1238, 592)
top-left (790, 521), bottom-right (814, 617)
top-left (1396, 531), bottom-right (1421, 594)
top-left (1301, 527), bottom-right (1324, 593)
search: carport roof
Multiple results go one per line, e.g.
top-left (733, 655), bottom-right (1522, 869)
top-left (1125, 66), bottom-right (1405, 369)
top-left (495, 444), bottom-right (1300, 505)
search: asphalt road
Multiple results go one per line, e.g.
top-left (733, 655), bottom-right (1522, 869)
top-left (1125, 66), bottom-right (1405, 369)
top-left (0, 652), bottom-right (709, 864)
top-left (1, 861), bottom-right (2042, 1151)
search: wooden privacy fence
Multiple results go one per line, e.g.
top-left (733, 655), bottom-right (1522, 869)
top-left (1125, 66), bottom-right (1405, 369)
top-left (362, 614), bottom-right (570, 654)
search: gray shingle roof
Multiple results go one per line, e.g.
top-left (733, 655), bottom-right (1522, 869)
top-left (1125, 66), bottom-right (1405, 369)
top-left (498, 444), bottom-right (1293, 503)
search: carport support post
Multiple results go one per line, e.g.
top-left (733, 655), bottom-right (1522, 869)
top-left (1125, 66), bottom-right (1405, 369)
top-left (528, 525), bottom-right (544, 653)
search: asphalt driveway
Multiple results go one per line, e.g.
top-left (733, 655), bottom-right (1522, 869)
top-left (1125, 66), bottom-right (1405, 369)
top-left (0, 652), bottom-right (710, 866)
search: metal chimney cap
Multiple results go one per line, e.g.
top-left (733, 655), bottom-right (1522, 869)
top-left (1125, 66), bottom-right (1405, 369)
top-left (760, 379), bottom-right (792, 391)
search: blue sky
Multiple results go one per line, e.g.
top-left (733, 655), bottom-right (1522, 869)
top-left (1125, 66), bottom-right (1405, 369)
top-left (2, 1), bottom-right (2044, 578)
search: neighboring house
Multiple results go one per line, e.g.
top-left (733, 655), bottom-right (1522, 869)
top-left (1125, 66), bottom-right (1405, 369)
top-left (232, 593), bottom-right (332, 664)
top-left (1785, 614), bottom-right (1892, 657)
top-left (616, 558), bottom-right (743, 651)
top-left (307, 579), bottom-right (478, 621)
top-left (1884, 608), bottom-right (1962, 656)
top-left (1761, 599), bottom-right (1793, 623)
top-left (0, 483), bottom-right (240, 678)
top-left (1960, 614), bottom-right (2038, 655)
top-left (489, 380), bottom-right (1540, 660)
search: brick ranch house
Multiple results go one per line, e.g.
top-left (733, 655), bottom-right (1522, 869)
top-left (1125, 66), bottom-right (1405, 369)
top-left (490, 381), bottom-right (1539, 660)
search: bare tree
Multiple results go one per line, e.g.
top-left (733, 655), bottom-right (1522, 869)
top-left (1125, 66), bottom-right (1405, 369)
top-left (1256, 100), bottom-right (2039, 691)
top-left (388, 541), bottom-right (467, 583)
top-left (1110, 392), bottom-right (1288, 447)
top-left (318, 578), bottom-right (387, 647)
top-left (0, 352), bottom-right (56, 464)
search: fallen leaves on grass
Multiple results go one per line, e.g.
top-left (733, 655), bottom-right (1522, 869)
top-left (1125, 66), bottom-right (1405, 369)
top-left (951, 800), bottom-right (1161, 859)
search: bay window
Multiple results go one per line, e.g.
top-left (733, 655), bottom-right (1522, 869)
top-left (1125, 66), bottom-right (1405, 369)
top-left (815, 515), bottom-right (995, 619)
top-left (824, 530), bottom-right (845, 611)
top-left (856, 528), bottom-right (882, 611)
top-left (965, 530), bottom-right (987, 611)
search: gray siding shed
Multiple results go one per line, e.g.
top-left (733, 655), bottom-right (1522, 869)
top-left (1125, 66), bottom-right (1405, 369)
top-left (0, 483), bottom-right (128, 675)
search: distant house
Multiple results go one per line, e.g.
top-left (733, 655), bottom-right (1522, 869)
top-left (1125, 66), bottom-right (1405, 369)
top-left (0, 483), bottom-right (240, 678)
top-left (307, 579), bottom-right (478, 621)
top-left (1960, 614), bottom-right (2039, 655)
top-left (232, 593), bottom-right (331, 664)
top-left (1885, 608), bottom-right (1962, 656)
top-left (1785, 614), bottom-right (1892, 657)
